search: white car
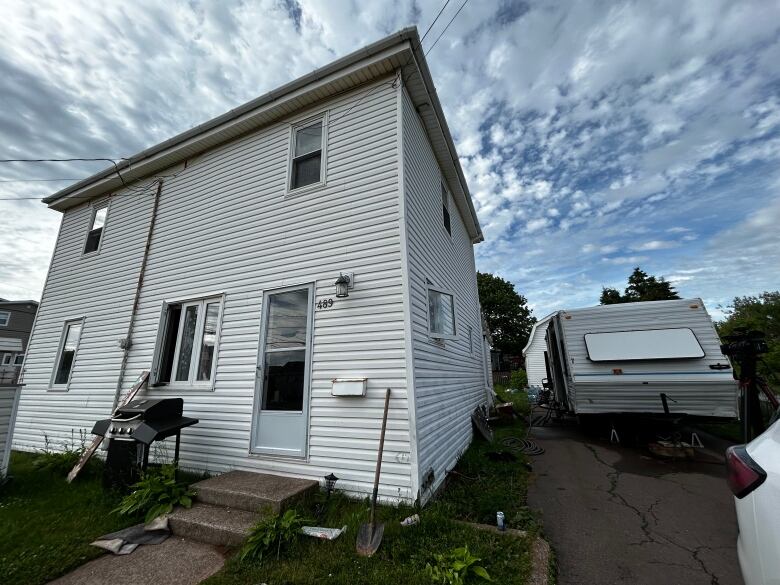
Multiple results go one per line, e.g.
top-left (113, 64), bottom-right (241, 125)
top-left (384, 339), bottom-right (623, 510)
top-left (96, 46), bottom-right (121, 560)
top-left (727, 416), bottom-right (780, 585)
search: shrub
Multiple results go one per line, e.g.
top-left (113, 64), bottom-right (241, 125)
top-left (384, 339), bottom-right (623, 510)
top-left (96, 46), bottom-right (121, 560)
top-left (509, 369), bottom-right (527, 390)
top-left (113, 464), bottom-right (195, 523)
top-left (240, 509), bottom-right (309, 563)
top-left (426, 545), bottom-right (492, 584)
top-left (32, 431), bottom-right (91, 476)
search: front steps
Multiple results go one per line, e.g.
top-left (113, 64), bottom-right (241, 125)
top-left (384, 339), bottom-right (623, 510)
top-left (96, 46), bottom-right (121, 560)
top-left (169, 471), bottom-right (319, 547)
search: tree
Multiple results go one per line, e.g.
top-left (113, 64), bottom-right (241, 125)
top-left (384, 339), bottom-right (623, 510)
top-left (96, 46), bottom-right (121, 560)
top-left (717, 291), bottom-right (780, 385)
top-left (477, 272), bottom-right (536, 355)
top-left (600, 267), bottom-right (681, 304)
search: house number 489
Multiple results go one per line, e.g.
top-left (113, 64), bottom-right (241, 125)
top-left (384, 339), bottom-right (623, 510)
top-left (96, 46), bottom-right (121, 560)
top-left (317, 298), bottom-right (334, 309)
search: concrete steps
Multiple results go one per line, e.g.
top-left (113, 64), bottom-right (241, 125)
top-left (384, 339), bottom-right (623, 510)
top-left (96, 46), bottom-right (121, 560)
top-left (168, 503), bottom-right (259, 548)
top-left (169, 471), bottom-right (319, 548)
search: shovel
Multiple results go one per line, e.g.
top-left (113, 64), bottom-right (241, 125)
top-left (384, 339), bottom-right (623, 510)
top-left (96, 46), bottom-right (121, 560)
top-left (356, 387), bottom-right (391, 556)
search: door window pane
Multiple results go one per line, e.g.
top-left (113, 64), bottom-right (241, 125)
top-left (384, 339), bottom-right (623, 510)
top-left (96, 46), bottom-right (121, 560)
top-left (196, 303), bottom-right (220, 381)
top-left (262, 349), bottom-right (305, 411)
top-left (265, 289), bottom-right (309, 349)
top-left (175, 305), bottom-right (198, 381)
top-left (54, 322), bottom-right (82, 384)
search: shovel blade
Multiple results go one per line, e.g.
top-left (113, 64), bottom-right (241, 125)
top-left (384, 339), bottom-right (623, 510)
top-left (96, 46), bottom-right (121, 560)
top-left (356, 522), bottom-right (385, 556)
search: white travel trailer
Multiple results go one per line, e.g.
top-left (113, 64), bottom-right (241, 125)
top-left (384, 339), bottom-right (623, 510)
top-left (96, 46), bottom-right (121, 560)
top-left (12, 28), bottom-right (492, 504)
top-left (522, 299), bottom-right (738, 418)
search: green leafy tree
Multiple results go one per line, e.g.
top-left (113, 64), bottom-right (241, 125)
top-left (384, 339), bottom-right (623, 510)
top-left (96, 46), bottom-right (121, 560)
top-left (477, 272), bottom-right (536, 354)
top-left (600, 267), bottom-right (681, 304)
top-left (717, 291), bottom-right (780, 386)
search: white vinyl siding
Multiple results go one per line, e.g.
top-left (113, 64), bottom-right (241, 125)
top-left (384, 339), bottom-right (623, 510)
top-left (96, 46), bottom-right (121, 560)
top-left (15, 77), bottom-right (414, 502)
top-left (401, 88), bottom-right (486, 501)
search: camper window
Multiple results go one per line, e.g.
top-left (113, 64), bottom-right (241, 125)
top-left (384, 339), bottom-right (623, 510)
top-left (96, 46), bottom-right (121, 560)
top-left (584, 328), bottom-right (705, 361)
top-left (428, 286), bottom-right (456, 339)
top-left (154, 296), bottom-right (223, 387)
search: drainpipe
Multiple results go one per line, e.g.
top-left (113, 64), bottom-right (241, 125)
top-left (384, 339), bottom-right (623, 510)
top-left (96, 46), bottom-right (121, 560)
top-left (112, 179), bottom-right (164, 411)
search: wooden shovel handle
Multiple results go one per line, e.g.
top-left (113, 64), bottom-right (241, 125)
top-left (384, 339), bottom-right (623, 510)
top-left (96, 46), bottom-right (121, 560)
top-left (369, 388), bottom-right (391, 525)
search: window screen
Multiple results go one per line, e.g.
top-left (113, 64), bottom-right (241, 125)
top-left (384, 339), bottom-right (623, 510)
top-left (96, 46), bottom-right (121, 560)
top-left (442, 184), bottom-right (451, 235)
top-left (53, 320), bottom-right (82, 385)
top-left (428, 288), bottom-right (456, 338)
top-left (584, 328), bottom-right (705, 361)
top-left (290, 120), bottom-right (323, 190)
top-left (84, 205), bottom-right (108, 253)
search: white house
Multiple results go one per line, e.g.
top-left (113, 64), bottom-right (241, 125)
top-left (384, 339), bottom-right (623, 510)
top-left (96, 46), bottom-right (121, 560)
top-left (13, 28), bottom-right (491, 504)
top-left (522, 312), bottom-right (553, 389)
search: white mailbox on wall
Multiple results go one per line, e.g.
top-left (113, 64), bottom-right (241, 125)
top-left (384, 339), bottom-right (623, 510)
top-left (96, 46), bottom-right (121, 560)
top-left (331, 378), bottom-right (367, 396)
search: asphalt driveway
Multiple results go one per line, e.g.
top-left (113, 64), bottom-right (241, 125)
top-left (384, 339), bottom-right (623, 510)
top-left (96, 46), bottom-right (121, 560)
top-left (527, 419), bottom-right (743, 585)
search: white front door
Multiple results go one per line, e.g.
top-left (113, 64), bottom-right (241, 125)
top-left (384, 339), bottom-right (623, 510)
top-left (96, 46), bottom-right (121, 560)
top-left (251, 284), bottom-right (314, 457)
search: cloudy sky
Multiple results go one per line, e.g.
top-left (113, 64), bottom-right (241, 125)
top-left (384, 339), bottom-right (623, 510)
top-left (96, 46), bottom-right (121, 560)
top-left (1, 0), bottom-right (779, 320)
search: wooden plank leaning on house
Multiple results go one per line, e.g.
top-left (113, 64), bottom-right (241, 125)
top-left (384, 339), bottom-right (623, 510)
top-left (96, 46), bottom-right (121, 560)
top-left (66, 370), bottom-right (149, 483)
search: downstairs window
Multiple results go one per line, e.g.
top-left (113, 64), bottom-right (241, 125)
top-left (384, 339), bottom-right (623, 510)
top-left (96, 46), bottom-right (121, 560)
top-left (154, 297), bottom-right (222, 386)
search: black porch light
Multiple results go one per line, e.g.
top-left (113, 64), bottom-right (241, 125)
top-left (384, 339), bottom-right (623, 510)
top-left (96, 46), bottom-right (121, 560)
top-left (324, 472), bottom-right (339, 496)
top-left (335, 274), bottom-right (351, 298)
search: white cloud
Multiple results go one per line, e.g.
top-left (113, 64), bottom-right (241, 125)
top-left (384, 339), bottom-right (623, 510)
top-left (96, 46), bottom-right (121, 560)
top-left (0, 0), bottom-right (779, 322)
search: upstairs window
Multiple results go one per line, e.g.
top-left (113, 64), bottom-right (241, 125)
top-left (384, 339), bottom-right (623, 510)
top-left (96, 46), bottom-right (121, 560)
top-left (52, 319), bottom-right (83, 386)
top-left (84, 204), bottom-right (108, 253)
top-left (428, 285), bottom-right (456, 339)
top-left (290, 117), bottom-right (325, 190)
top-left (0, 311), bottom-right (9, 327)
top-left (154, 297), bottom-right (222, 386)
top-left (14, 354), bottom-right (24, 366)
top-left (442, 183), bottom-right (451, 235)
top-left (2, 354), bottom-right (11, 365)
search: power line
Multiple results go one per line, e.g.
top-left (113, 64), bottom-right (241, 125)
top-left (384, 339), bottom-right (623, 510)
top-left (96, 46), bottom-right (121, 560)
top-left (0, 178), bottom-right (83, 183)
top-left (0, 158), bottom-right (125, 163)
top-left (425, 0), bottom-right (471, 57)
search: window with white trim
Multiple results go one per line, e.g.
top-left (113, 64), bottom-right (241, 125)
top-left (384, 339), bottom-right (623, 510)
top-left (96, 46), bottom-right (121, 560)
top-left (0, 311), bottom-right (9, 327)
top-left (84, 204), bottom-right (108, 253)
top-left (154, 297), bottom-right (222, 386)
top-left (428, 285), bottom-right (456, 339)
top-left (1, 354), bottom-right (11, 365)
top-left (14, 353), bottom-right (24, 366)
top-left (441, 183), bottom-right (451, 236)
top-left (289, 117), bottom-right (325, 190)
top-left (52, 319), bottom-right (83, 386)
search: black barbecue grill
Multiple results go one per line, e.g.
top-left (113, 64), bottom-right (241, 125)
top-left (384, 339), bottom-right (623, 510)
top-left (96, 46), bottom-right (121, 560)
top-left (92, 397), bottom-right (198, 488)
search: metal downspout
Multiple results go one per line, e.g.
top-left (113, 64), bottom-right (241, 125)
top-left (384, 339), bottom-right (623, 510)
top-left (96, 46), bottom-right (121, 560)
top-left (111, 179), bottom-right (163, 410)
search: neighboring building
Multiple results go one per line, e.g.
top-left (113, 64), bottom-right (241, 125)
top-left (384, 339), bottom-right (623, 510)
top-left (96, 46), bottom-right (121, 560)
top-left (13, 28), bottom-right (490, 503)
top-left (522, 312), bottom-right (554, 389)
top-left (0, 299), bottom-right (37, 476)
top-left (0, 299), bottom-right (39, 384)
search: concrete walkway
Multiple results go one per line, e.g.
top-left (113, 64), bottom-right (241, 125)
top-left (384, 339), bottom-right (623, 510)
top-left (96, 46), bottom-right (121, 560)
top-left (528, 420), bottom-right (743, 585)
top-left (49, 537), bottom-right (225, 585)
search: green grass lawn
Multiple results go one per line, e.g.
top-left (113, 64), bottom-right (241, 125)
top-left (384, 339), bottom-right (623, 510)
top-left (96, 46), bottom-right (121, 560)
top-left (0, 451), bottom-right (135, 585)
top-left (206, 418), bottom-right (535, 585)
top-left (1, 417), bottom-right (534, 585)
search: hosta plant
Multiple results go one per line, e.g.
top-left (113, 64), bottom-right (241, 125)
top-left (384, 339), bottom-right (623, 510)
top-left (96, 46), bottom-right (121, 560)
top-left (240, 509), bottom-right (309, 563)
top-left (425, 545), bottom-right (492, 585)
top-left (114, 464), bottom-right (196, 523)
